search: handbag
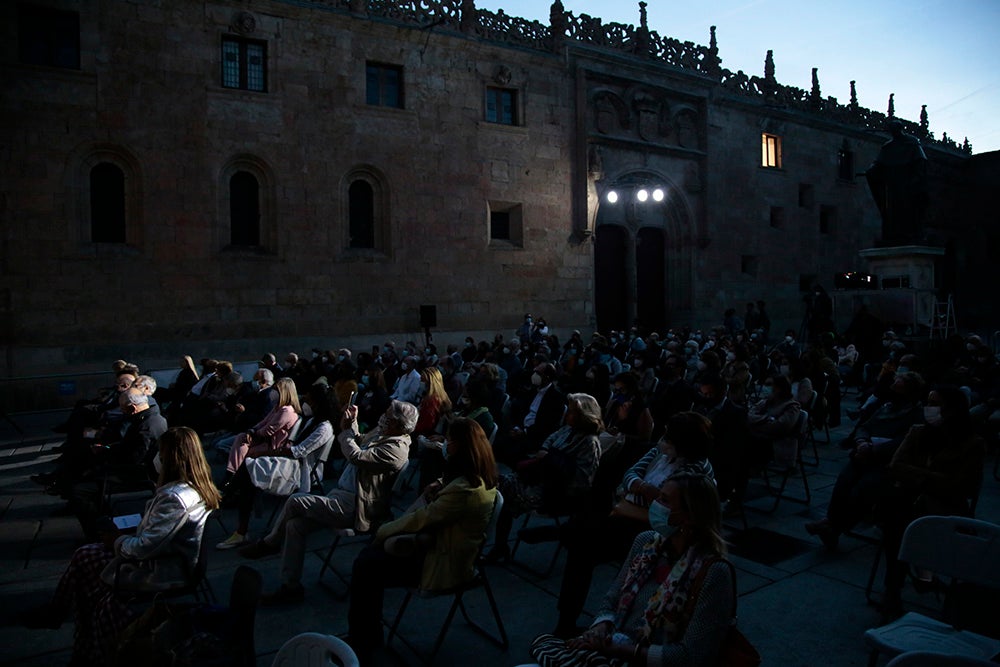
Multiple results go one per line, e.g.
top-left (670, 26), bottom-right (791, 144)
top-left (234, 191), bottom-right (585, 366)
top-left (685, 558), bottom-right (761, 667)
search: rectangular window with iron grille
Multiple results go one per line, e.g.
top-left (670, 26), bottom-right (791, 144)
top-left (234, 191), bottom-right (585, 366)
top-left (222, 37), bottom-right (266, 92)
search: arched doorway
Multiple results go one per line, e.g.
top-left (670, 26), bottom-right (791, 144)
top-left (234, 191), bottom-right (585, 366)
top-left (594, 225), bottom-right (629, 332)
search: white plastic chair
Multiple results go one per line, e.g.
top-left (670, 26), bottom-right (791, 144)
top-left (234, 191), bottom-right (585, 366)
top-left (864, 515), bottom-right (1000, 666)
top-left (271, 632), bottom-right (359, 667)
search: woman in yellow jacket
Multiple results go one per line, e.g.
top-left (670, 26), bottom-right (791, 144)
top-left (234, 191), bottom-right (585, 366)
top-left (346, 417), bottom-right (498, 661)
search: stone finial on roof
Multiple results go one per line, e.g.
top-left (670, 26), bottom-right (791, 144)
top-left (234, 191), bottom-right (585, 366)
top-left (764, 49), bottom-right (775, 82)
top-left (850, 80), bottom-right (858, 108)
top-left (887, 93), bottom-right (895, 117)
top-left (919, 104), bottom-right (929, 134)
top-left (811, 67), bottom-right (821, 106)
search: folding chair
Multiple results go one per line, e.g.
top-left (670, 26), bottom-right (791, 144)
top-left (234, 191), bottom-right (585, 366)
top-left (385, 491), bottom-right (509, 663)
top-left (863, 516), bottom-right (1000, 666)
top-left (760, 410), bottom-right (811, 511)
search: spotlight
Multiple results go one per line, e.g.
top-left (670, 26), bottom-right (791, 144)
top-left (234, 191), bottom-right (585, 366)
top-left (606, 190), bottom-right (619, 204)
top-left (652, 188), bottom-right (665, 202)
top-left (636, 189), bottom-right (649, 202)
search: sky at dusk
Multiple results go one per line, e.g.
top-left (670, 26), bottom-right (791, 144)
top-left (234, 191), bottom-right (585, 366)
top-left (475, 0), bottom-right (1000, 154)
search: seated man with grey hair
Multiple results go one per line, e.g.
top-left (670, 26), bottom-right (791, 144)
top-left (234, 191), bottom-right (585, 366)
top-left (237, 400), bottom-right (417, 604)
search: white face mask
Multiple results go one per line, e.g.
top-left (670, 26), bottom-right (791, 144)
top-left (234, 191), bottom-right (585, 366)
top-left (152, 452), bottom-right (162, 475)
top-left (648, 500), bottom-right (678, 539)
top-left (779, 364), bottom-right (790, 376)
top-left (531, 372), bottom-right (543, 386)
top-left (923, 406), bottom-right (943, 425)
top-left (785, 336), bottom-right (793, 344)
top-left (301, 402), bottom-right (313, 418)
top-left (760, 385), bottom-right (773, 400)
top-left (726, 352), bottom-right (736, 362)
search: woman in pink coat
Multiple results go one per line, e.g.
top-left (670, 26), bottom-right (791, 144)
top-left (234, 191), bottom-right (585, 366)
top-left (226, 377), bottom-right (301, 474)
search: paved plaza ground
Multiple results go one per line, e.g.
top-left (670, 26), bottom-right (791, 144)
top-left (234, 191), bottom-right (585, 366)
top-left (1, 396), bottom-right (996, 666)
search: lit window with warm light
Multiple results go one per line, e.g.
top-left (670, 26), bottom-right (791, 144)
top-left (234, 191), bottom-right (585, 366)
top-left (761, 133), bottom-right (782, 168)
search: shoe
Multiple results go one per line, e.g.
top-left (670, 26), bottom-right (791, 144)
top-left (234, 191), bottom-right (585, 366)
top-left (215, 532), bottom-right (249, 550)
top-left (238, 539), bottom-right (280, 559)
top-left (805, 519), bottom-right (839, 550)
top-left (260, 583), bottom-right (305, 606)
top-left (30, 473), bottom-right (57, 486)
top-left (846, 409), bottom-right (860, 421)
top-left (481, 544), bottom-right (511, 564)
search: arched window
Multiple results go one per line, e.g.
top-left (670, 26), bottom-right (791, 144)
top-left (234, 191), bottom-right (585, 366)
top-left (90, 162), bottom-right (126, 243)
top-left (230, 170), bottom-right (261, 246)
top-left (348, 180), bottom-right (375, 249)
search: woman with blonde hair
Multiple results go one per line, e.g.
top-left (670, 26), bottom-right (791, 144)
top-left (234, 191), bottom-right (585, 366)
top-left (22, 427), bottom-right (220, 664)
top-left (531, 472), bottom-right (738, 666)
top-left (413, 366), bottom-right (452, 437)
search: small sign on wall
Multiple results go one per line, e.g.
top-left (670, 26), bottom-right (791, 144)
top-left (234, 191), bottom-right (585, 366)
top-left (58, 381), bottom-right (76, 396)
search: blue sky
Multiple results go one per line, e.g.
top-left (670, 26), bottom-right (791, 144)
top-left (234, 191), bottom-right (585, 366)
top-left (476, 0), bottom-right (1000, 154)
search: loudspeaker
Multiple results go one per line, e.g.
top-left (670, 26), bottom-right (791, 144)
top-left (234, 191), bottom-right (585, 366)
top-left (419, 305), bottom-right (437, 329)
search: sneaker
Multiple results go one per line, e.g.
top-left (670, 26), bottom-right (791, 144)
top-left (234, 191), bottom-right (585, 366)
top-left (216, 532), bottom-right (249, 550)
top-left (238, 539), bottom-right (280, 559)
top-left (260, 583), bottom-right (305, 606)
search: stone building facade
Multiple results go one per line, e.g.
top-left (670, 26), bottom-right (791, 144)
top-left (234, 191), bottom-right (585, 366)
top-left (1, 0), bottom-right (981, 403)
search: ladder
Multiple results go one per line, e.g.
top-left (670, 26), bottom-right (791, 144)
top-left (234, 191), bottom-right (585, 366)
top-left (929, 294), bottom-right (956, 340)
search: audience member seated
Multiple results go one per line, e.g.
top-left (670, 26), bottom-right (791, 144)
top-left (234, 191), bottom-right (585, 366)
top-left (417, 377), bottom-right (495, 490)
top-left (650, 354), bottom-right (696, 438)
top-left (356, 366), bottom-right (391, 432)
top-left (51, 368), bottom-right (137, 438)
top-left (390, 355), bottom-right (422, 405)
top-left (219, 383), bottom-right (337, 549)
top-left (720, 345), bottom-right (751, 406)
top-left (602, 372), bottom-right (654, 454)
top-left (694, 374), bottom-right (750, 511)
top-left (486, 393), bottom-right (603, 563)
top-left (66, 388), bottom-right (170, 539)
top-left (344, 418), bottom-right (498, 663)
top-left (413, 366), bottom-right (452, 438)
top-left (746, 375), bottom-right (801, 469)
top-left (235, 400), bottom-right (417, 601)
top-left (498, 362), bottom-right (566, 465)
top-left (553, 412), bottom-right (715, 638)
top-left (529, 473), bottom-right (732, 666)
top-left (21, 427), bottom-right (220, 666)
top-left (222, 377), bottom-right (301, 490)
top-left (805, 372), bottom-right (926, 550)
top-left (876, 386), bottom-right (986, 618)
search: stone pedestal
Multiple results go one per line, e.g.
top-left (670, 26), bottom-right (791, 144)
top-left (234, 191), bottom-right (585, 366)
top-left (834, 245), bottom-right (944, 335)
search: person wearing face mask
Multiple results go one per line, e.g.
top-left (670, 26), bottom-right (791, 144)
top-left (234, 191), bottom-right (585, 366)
top-left (806, 372), bottom-right (926, 550)
top-left (603, 372), bottom-right (654, 452)
top-left (355, 366), bottom-right (391, 432)
top-left (746, 375), bottom-right (802, 469)
top-left (389, 355), bottom-right (422, 405)
top-left (236, 400), bottom-right (416, 604)
top-left (531, 472), bottom-right (737, 667)
top-left (649, 354), bottom-right (698, 439)
top-left (551, 412), bottom-right (715, 637)
top-left (720, 345), bottom-right (751, 405)
top-left (876, 386), bottom-right (986, 619)
top-left (412, 367), bottom-right (453, 438)
top-left (497, 362), bottom-right (566, 465)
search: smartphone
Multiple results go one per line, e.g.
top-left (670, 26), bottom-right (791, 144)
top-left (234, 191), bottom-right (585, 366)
top-left (348, 390), bottom-right (357, 407)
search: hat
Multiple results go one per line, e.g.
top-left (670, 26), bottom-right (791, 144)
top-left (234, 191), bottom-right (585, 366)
top-left (312, 376), bottom-right (330, 387)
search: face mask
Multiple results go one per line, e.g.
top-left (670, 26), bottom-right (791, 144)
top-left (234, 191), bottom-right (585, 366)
top-left (610, 338), bottom-right (618, 344)
top-left (760, 386), bottom-right (773, 400)
top-left (152, 452), bottom-right (162, 475)
top-left (697, 361), bottom-right (707, 371)
top-left (586, 369), bottom-right (595, 380)
top-left (779, 364), bottom-right (790, 376)
top-left (251, 380), bottom-right (260, 391)
top-left (312, 351), bottom-right (319, 359)
top-left (321, 356), bottom-right (328, 363)
top-left (883, 339), bottom-right (891, 348)
top-left (400, 363), bottom-right (409, 372)
top-left (896, 367), bottom-right (910, 375)
top-left (923, 406), bottom-right (943, 425)
top-left (502, 347), bottom-right (510, 355)
top-left (648, 500), bottom-right (678, 539)
top-left (568, 348), bottom-right (576, 355)
top-left (966, 343), bottom-right (976, 352)
top-left (785, 336), bottom-right (793, 344)
top-left (634, 359), bottom-right (643, 367)
top-left (459, 396), bottom-right (471, 406)
top-left (357, 380), bottom-right (366, 390)
top-left (726, 352), bottom-right (736, 362)
top-left (531, 372), bottom-right (543, 386)
top-left (378, 414), bottom-right (390, 431)
top-left (337, 355), bottom-right (346, 362)
top-left (302, 402), bottom-right (313, 418)
top-left (465, 342), bottom-right (473, 348)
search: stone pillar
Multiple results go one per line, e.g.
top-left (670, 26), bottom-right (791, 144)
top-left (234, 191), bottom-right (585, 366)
top-left (461, 0), bottom-right (477, 34)
top-left (549, 1), bottom-right (567, 53)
